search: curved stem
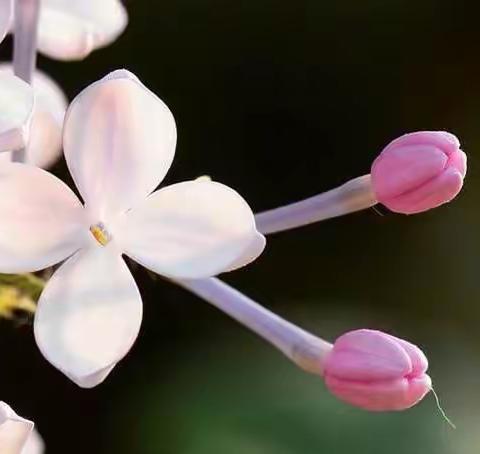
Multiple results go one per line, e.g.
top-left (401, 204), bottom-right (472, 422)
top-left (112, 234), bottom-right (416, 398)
top-left (176, 277), bottom-right (332, 376)
top-left (255, 174), bottom-right (377, 235)
top-left (12, 0), bottom-right (40, 162)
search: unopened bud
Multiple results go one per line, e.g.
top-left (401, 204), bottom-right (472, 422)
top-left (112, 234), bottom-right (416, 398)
top-left (324, 329), bottom-right (431, 411)
top-left (371, 131), bottom-right (466, 214)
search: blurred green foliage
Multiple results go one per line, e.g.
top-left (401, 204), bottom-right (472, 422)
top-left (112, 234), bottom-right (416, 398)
top-left (111, 328), bottom-right (474, 454)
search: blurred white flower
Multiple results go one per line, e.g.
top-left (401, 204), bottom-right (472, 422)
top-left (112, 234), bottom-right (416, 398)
top-left (22, 429), bottom-right (44, 454)
top-left (0, 401), bottom-right (43, 454)
top-left (0, 71), bottom-right (34, 152)
top-left (0, 64), bottom-right (67, 168)
top-left (0, 69), bottom-right (265, 388)
top-left (0, 0), bottom-right (125, 158)
top-left (0, 0), bottom-right (12, 43)
top-left (36, 0), bottom-right (128, 60)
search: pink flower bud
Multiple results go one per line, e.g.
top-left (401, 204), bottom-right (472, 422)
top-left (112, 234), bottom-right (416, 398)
top-left (324, 329), bottom-right (431, 411)
top-left (371, 131), bottom-right (466, 214)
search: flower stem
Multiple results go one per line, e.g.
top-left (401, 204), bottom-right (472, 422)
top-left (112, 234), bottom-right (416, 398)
top-left (255, 174), bottom-right (377, 234)
top-left (13, 0), bottom-right (39, 83)
top-left (176, 277), bottom-right (332, 376)
top-left (12, 0), bottom-right (40, 162)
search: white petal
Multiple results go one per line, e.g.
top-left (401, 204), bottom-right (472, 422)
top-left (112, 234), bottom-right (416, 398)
top-left (225, 231), bottom-right (266, 272)
top-left (22, 429), bottom-right (44, 454)
top-left (63, 70), bottom-right (177, 219)
top-left (37, 0), bottom-right (127, 61)
top-left (0, 163), bottom-right (85, 272)
top-left (34, 247), bottom-right (143, 388)
top-left (0, 402), bottom-right (34, 454)
top-left (0, 64), bottom-right (67, 168)
top-left (0, 0), bottom-right (12, 43)
top-left (0, 151), bottom-right (12, 162)
top-left (115, 180), bottom-right (264, 279)
top-left (0, 73), bottom-right (34, 151)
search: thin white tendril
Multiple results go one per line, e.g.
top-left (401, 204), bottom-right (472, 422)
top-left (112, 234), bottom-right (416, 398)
top-left (430, 386), bottom-right (456, 429)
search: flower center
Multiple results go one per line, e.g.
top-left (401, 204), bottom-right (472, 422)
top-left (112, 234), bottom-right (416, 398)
top-left (89, 223), bottom-right (112, 246)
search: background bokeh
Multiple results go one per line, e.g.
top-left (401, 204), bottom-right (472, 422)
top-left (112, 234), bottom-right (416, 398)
top-left (1, 0), bottom-right (480, 452)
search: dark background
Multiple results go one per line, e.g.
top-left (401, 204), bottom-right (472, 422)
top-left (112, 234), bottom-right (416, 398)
top-left (2, 0), bottom-right (480, 452)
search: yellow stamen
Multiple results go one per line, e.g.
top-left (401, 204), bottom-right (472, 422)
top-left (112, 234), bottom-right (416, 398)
top-left (89, 223), bottom-right (111, 246)
top-left (0, 286), bottom-right (36, 319)
top-left (196, 175), bottom-right (212, 182)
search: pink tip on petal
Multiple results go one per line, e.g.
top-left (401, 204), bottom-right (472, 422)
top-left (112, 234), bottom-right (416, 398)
top-left (324, 329), bottom-right (431, 412)
top-left (371, 131), bottom-right (466, 214)
top-left (101, 69), bottom-right (141, 84)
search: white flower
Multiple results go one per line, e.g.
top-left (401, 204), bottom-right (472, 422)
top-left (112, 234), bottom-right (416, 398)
top-left (0, 401), bottom-right (43, 454)
top-left (0, 0), bottom-right (12, 43)
top-left (36, 0), bottom-right (128, 60)
top-left (0, 64), bottom-right (67, 168)
top-left (0, 71), bottom-right (34, 152)
top-left (3, 0), bottom-right (126, 60)
top-left (0, 69), bottom-right (265, 388)
top-left (22, 429), bottom-right (44, 454)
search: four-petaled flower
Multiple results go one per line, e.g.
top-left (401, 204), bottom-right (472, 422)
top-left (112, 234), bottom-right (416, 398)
top-left (0, 69), bottom-right (265, 387)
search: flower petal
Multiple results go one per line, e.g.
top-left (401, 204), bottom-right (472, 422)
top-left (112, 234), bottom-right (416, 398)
top-left (0, 73), bottom-right (34, 152)
top-left (0, 402), bottom-right (34, 454)
top-left (22, 429), bottom-right (44, 454)
top-left (325, 330), bottom-right (412, 381)
top-left (0, 64), bottom-right (67, 168)
top-left (63, 70), bottom-right (177, 220)
top-left (225, 231), bottom-right (266, 272)
top-left (116, 180), bottom-right (263, 279)
top-left (0, 0), bottom-right (12, 43)
top-left (37, 0), bottom-right (127, 60)
top-left (34, 247), bottom-right (143, 388)
top-left (0, 163), bottom-right (85, 272)
top-left (0, 151), bottom-right (12, 163)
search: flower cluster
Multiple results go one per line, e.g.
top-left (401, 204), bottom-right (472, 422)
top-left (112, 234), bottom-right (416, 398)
top-left (0, 0), bottom-right (468, 451)
top-left (0, 0), bottom-right (126, 169)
